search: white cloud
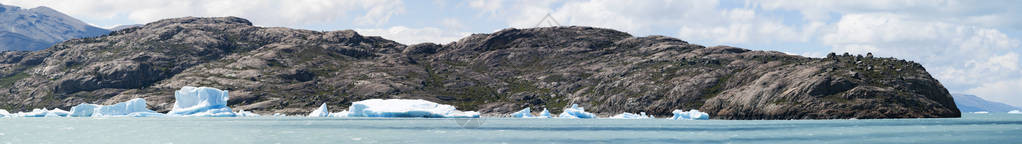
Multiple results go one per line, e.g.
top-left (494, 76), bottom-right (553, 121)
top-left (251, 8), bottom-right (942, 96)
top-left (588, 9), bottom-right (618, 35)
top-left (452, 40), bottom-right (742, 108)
top-left (0, 0), bottom-right (405, 27)
top-left (966, 78), bottom-right (1022, 107)
top-left (355, 26), bottom-right (470, 45)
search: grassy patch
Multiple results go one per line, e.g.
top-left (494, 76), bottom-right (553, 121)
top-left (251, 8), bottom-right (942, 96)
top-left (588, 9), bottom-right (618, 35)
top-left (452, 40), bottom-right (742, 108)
top-left (0, 72), bottom-right (29, 88)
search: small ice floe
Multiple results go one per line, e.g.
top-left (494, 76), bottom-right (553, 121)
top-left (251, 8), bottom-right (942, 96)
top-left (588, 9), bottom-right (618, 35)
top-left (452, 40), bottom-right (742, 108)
top-left (68, 98), bottom-right (164, 117)
top-left (308, 103), bottom-right (330, 117)
top-left (671, 109), bottom-right (709, 120)
top-left (538, 108), bottom-right (552, 118)
top-left (972, 111), bottom-right (990, 114)
top-left (557, 104), bottom-right (595, 119)
top-left (511, 107), bottom-right (535, 118)
top-left (15, 108), bottom-right (68, 117)
top-left (336, 99), bottom-right (479, 118)
top-left (610, 112), bottom-right (654, 119)
top-left (167, 86), bottom-right (236, 117)
top-left (1009, 110), bottom-right (1022, 114)
top-left (236, 110), bottom-right (260, 117)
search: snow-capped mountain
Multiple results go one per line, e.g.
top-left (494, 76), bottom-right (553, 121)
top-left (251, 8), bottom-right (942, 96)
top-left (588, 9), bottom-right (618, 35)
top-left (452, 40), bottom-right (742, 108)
top-left (0, 3), bottom-right (108, 51)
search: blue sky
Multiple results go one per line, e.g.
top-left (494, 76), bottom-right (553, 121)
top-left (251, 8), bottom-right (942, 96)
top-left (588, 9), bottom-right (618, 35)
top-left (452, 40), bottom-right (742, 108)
top-left (3, 0), bottom-right (1021, 107)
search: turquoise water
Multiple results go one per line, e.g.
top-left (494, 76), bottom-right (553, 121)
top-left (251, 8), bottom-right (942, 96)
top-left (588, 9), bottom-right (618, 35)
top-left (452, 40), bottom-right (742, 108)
top-left (1, 113), bottom-right (1020, 143)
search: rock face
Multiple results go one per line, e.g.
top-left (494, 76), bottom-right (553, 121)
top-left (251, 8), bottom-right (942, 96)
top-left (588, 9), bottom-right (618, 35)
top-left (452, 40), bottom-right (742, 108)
top-left (0, 17), bottom-right (960, 119)
top-left (0, 4), bottom-right (109, 51)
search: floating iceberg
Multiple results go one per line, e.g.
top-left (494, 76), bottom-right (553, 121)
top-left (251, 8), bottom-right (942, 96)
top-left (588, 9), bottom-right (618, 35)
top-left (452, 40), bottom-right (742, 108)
top-left (538, 108), bottom-right (552, 118)
top-left (0, 109), bottom-right (9, 117)
top-left (1009, 110), bottom-right (1021, 114)
top-left (511, 107), bottom-right (535, 118)
top-left (308, 103), bottom-right (330, 117)
top-left (46, 108), bottom-right (70, 117)
top-left (339, 99), bottom-right (479, 118)
top-left (973, 111), bottom-right (990, 114)
top-left (69, 98), bottom-right (164, 117)
top-left (557, 104), bottom-right (596, 119)
top-left (610, 112), bottom-right (654, 119)
top-left (167, 86), bottom-right (236, 117)
top-left (236, 110), bottom-right (260, 117)
top-left (671, 109), bottom-right (709, 120)
top-left (13, 108), bottom-right (68, 117)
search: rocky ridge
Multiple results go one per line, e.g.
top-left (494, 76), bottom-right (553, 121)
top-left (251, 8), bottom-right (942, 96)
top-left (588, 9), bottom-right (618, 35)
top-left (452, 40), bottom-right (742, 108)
top-left (0, 17), bottom-right (960, 119)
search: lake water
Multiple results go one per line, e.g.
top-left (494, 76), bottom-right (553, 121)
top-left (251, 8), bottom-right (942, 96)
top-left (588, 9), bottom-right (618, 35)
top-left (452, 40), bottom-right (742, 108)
top-left (1, 113), bottom-right (1020, 143)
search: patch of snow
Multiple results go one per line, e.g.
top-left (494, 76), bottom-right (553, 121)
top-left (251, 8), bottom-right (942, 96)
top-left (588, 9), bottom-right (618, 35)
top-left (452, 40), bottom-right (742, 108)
top-left (671, 109), bottom-right (709, 120)
top-left (610, 112), bottom-right (654, 119)
top-left (511, 107), bottom-right (535, 118)
top-left (557, 104), bottom-right (596, 119)
top-left (236, 110), bottom-right (260, 117)
top-left (1009, 110), bottom-right (1022, 114)
top-left (70, 98), bottom-right (164, 117)
top-left (339, 99), bottom-right (479, 118)
top-left (308, 103), bottom-right (330, 117)
top-left (168, 86), bottom-right (236, 117)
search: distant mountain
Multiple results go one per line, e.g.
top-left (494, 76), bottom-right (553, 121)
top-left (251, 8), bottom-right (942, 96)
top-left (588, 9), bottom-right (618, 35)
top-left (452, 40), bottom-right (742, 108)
top-left (0, 3), bottom-right (109, 51)
top-left (952, 94), bottom-right (1021, 113)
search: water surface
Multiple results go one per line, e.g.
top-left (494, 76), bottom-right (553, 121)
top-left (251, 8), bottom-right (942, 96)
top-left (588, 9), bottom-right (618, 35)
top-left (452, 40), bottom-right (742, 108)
top-left (1, 113), bottom-right (1019, 143)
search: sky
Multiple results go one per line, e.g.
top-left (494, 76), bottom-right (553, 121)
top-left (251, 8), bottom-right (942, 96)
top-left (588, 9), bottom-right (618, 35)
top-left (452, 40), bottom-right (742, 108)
top-left (2, 0), bottom-right (1021, 107)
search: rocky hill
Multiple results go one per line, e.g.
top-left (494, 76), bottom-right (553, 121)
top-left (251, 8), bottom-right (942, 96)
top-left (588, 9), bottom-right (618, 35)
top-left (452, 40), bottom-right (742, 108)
top-left (0, 3), bottom-right (109, 51)
top-left (0, 17), bottom-right (960, 119)
top-left (952, 94), bottom-right (1020, 113)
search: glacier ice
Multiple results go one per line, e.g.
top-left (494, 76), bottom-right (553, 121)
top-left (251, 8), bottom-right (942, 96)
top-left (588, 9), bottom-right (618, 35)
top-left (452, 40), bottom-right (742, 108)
top-left (308, 103), bottom-right (330, 117)
top-left (610, 112), bottom-right (654, 119)
top-left (69, 98), bottom-right (164, 117)
top-left (339, 99), bottom-right (479, 118)
top-left (1009, 110), bottom-right (1021, 114)
top-left (557, 104), bottom-right (596, 119)
top-left (0, 109), bottom-right (9, 117)
top-left (973, 111), bottom-right (990, 114)
top-left (511, 107), bottom-right (535, 118)
top-left (168, 86), bottom-right (236, 117)
top-left (235, 110), bottom-right (259, 116)
top-left (671, 109), bottom-right (709, 120)
top-left (46, 108), bottom-right (70, 117)
top-left (538, 108), bottom-right (552, 118)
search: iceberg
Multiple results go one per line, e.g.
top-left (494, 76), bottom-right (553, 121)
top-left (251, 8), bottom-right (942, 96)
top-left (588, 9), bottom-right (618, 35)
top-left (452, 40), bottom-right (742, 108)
top-left (16, 108), bottom-right (50, 117)
top-left (1008, 110), bottom-right (1021, 114)
top-left (167, 86), bottom-right (236, 117)
top-left (0, 109), bottom-right (9, 117)
top-left (236, 110), bottom-right (260, 117)
top-left (340, 99), bottom-right (479, 118)
top-left (308, 103), bottom-right (330, 117)
top-left (610, 112), bottom-right (654, 119)
top-left (46, 108), bottom-right (70, 117)
top-left (511, 107), bottom-right (535, 118)
top-left (538, 108), bottom-right (552, 118)
top-left (557, 104), bottom-right (596, 119)
top-left (69, 98), bottom-right (164, 117)
top-left (671, 109), bottom-right (709, 120)
top-left (973, 111), bottom-right (990, 114)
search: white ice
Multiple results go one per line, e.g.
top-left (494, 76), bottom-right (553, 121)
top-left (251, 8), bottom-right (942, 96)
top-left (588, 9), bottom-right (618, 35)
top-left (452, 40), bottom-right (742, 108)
top-left (538, 108), bottom-right (552, 118)
top-left (511, 107), bottom-right (535, 118)
top-left (973, 111), bottom-right (990, 114)
top-left (69, 98), bottom-right (164, 117)
top-left (308, 103), bottom-right (330, 117)
top-left (339, 99), bottom-right (479, 118)
top-left (0, 109), bottom-right (9, 117)
top-left (557, 104), bottom-right (596, 119)
top-left (610, 112), bottom-right (654, 119)
top-left (1009, 110), bottom-right (1021, 114)
top-left (167, 86), bottom-right (236, 117)
top-left (671, 109), bottom-right (709, 120)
